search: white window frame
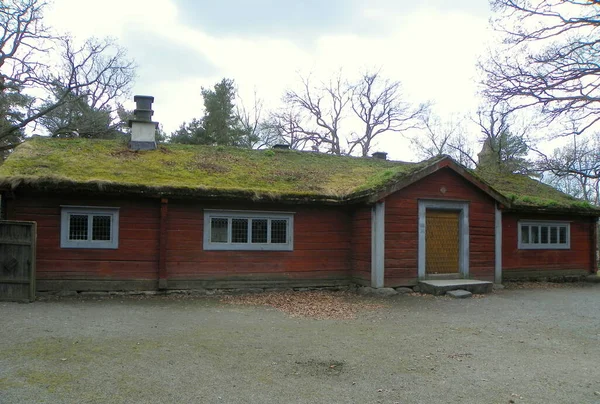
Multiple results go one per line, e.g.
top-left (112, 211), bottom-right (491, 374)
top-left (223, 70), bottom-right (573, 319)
top-left (203, 210), bottom-right (294, 251)
top-left (518, 220), bottom-right (570, 250)
top-left (60, 206), bottom-right (120, 249)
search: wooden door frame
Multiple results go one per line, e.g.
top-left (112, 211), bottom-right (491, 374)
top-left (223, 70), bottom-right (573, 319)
top-left (418, 200), bottom-right (469, 279)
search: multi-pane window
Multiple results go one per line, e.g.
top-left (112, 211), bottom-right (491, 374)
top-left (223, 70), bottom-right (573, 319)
top-left (61, 207), bottom-right (119, 249)
top-left (204, 210), bottom-right (293, 251)
top-left (518, 221), bottom-right (569, 249)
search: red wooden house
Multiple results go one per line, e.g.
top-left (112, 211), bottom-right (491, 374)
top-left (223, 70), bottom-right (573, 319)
top-left (1, 96), bottom-right (598, 292)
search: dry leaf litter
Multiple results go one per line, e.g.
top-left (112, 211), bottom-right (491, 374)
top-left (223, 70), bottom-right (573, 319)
top-left (504, 281), bottom-right (587, 290)
top-left (221, 291), bottom-right (384, 320)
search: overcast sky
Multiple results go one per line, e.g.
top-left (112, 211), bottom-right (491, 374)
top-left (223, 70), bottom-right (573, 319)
top-left (46, 0), bottom-right (494, 160)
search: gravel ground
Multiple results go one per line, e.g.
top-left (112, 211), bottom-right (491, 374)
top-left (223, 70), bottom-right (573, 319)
top-left (1, 284), bottom-right (600, 404)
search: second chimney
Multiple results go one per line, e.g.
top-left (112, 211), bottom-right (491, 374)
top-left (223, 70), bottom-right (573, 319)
top-left (372, 151), bottom-right (388, 160)
top-left (272, 144), bottom-right (290, 150)
top-left (129, 95), bottom-right (158, 151)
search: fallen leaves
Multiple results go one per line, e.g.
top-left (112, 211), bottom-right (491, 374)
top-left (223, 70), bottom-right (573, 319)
top-left (504, 281), bottom-right (586, 290)
top-left (221, 291), bottom-right (384, 320)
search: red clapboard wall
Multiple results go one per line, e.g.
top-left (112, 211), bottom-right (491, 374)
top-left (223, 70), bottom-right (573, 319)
top-left (383, 167), bottom-right (497, 286)
top-left (502, 212), bottom-right (595, 276)
top-left (9, 193), bottom-right (355, 288)
top-left (11, 194), bottom-right (160, 286)
top-left (165, 202), bottom-right (352, 286)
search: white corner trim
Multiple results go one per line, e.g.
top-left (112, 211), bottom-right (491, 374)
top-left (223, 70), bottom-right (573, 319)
top-left (495, 203), bottom-right (502, 284)
top-left (418, 200), bottom-right (469, 278)
top-left (371, 201), bottom-right (385, 288)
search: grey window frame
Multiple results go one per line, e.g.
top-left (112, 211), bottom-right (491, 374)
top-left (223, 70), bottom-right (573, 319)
top-left (203, 210), bottom-right (294, 251)
top-left (517, 220), bottom-right (570, 250)
top-left (60, 206), bottom-right (120, 249)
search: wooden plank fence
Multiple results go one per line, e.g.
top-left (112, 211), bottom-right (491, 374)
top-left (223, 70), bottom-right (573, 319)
top-left (0, 221), bottom-right (36, 302)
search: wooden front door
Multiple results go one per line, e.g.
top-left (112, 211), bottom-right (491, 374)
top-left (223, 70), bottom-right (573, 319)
top-left (425, 210), bottom-right (460, 275)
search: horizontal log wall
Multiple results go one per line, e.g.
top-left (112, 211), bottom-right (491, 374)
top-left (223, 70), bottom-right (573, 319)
top-left (384, 168), bottom-right (496, 286)
top-left (11, 193), bottom-right (355, 290)
top-left (166, 202), bottom-right (352, 286)
top-left (11, 194), bottom-right (160, 290)
top-left (502, 212), bottom-right (594, 279)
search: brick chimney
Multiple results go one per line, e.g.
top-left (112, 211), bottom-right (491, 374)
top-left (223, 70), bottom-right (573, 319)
top-left (372, 151), bottom-right (388, 160)
top-left (128, 95), bottom-right (158, 150)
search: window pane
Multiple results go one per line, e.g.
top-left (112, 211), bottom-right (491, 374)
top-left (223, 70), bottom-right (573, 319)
top-left (231, 218), bottom-right (248, 243)
top-left (531, 226), bottom-right (539, 243)
top-left (521, 225), bottom-right (529, 244)
top-left (550, 227), bottom-right (558, 244)
top-left (271, 220), bottom-right (287, 244)
top-left (541, 226), bottom-right (549, 243)
top-left (211, 218), bottom-right (228, 243)
top-left (92, 215), bottom-right (112, 241)
top-left (69, 215), bottom-right (88, 240)
top-left (251, 219), bottom-right (268, 243)
top-left (559, 226), bottom-right (567, 244)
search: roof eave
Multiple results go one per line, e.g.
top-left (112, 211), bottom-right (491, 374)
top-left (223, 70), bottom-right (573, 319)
top-left (0, 177), bottom-right (354, 206)
top-left (503, 205), bottom-right (600, 217)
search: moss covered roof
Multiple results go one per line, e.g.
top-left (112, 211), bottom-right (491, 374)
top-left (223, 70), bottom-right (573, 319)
top-left (474, 169), bottom-right (598, 213)
top-left (0, 138), bottom-right (431, 203)
top-left (0, 137), bottom-right (598, 214)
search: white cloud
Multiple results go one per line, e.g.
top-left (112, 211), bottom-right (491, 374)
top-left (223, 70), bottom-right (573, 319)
top-left (46, 0), bottom-right (491, 160)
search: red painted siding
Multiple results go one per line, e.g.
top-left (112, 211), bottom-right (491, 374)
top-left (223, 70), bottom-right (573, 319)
top-left (165, 202), bottom-right (352, 283)
top-left (351, 206), bottom-right (371, 284)
top-left (384, 168), bottom-right (497, 286)
top-left (502, 212), bottom-right (595, 275)
top-left (13, 194), bottom-right (160, 281)
top-left (11, 193), bottom-right (354, 288)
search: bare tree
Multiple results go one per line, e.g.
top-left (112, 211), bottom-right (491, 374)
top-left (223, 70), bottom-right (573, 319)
top-left (482, 0), bottom-right (600, 137)
top-left (410, 110), bottom-right (476, 167)
top-left (234, 89), bottom-right (264, 148)
top-left (349, 71), bottom-right (427, 157)
top-left (284, 72), bottom-right (350, 155)
top-left (474, 99), bottom-right (532, 174)
top-left (536, 133), bottom-right (600, 204)
top-left (261, 107), bottom-right (315, 150)
top-left (0, 0), bottom-right (135, 149)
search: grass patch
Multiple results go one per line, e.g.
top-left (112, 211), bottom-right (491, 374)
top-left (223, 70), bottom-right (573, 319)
top-left (18, 370), bottom-right (76, 393)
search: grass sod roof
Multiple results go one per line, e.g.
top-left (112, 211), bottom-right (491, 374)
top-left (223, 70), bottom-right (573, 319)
top-left (0, 137), bottom-right (598, 214)
top-left (0, 138), bottom-right (431, 203)
top-left (474, 169), bottom-right (599, 213)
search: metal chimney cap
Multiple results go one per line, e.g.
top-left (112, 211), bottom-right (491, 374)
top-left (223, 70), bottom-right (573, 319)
top-left (372, 151), bottom-right (388, 160)
top-left (134, 95), bottom-right (155, 102)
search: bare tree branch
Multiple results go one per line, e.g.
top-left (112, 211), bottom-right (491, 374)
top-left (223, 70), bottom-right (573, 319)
top-left (482, 0), bottom-right (600, 137)
top-left (410, 109), bottom-right (476, 167)
top-left (535, 132), bottom-right (600, 204)
top-left (473, 99), bottom-right (533, 174)
top-left (349, 70), bottom-right (427, 157)
top-left (284, 71), bottom-right (351, 155)
top-left (0, 0), bottom-right (135, 151)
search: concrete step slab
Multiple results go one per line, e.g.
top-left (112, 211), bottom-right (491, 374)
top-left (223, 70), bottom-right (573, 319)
top-left (447, 289), bottom-right (472, 299)
top-left (418, 279), bottom-right (493, 296)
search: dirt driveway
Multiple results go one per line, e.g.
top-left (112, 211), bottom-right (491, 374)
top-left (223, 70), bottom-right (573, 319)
top-left (1, 284), bottom-right (599, 404)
